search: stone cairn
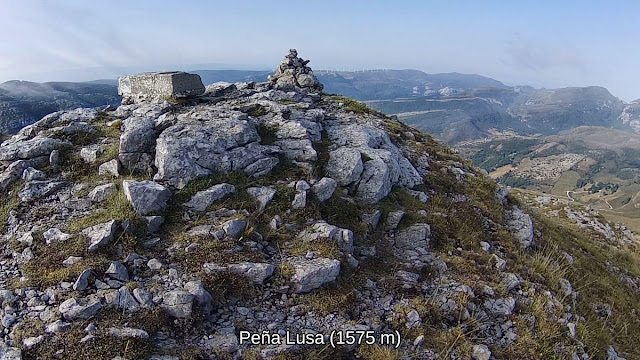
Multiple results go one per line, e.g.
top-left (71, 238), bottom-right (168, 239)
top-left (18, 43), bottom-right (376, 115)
top-left (269, 49), bottom-right (323, 91)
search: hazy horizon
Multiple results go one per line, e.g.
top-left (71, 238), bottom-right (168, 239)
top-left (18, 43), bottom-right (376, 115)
top-left (1, 1), bottom-right (639, 101)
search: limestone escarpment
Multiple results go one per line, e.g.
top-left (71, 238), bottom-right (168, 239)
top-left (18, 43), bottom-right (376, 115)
top-left (0, 51), bottom-right (637, 360)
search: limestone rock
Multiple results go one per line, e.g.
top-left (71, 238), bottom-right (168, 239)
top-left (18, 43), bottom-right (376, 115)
top-left (73, 269), bottom-right (93, 291)
top-left (98, 159), bottom-right (121, 177)
top-left (184, 183), bottom-right (235, 212)
top-left (154, 115), bottom-right (278, 188)
top-left (222, 219), bottom-right (247, 239)
top-left (106, 261), bottom-right (129, 282)
top-left (270, 49), bottom-right (323, 91)
top-left (144, 215), bottom-right (165, 233)
top-left (123, 180), bottom-right (171, 215)
top-left (87, 183), bottom-right (116, 202)
top-left (19, 180), bottom-right (66, 202)
top-left (0, 135), bottom-right (67, 161)
top-left (472, 344), bottom-right (492, 360)
top-left (508, 206), bottom-right (534, 248)
top-left (311, 177), bottom-right (337, 202)
top-left (357, 159), bottom-right (392, 204)
top-left (80, 144), bottom-right (103, 163)
top-left (161, 290), bottom-right (194, 318)
top-left (326, 147), bottom-right (363, 186)
top-left (246, 186), bottom-right (276, 211)
top-left (290, 258), bottom-right (341, 293)
top-left (108, 327), bottom-right (149, 339)
top-left (227, 262), bottom-right (275, 284)
top-left (21, 167), bottom-right (46, 181)
top-left (118, 71), bottom-right (205, 98)
top-left (43, 227), bottom-right (72, 244)
top-left (59, 297), bottom-right (102, 320)
top-left (82, 220), bottom-right (118, 251)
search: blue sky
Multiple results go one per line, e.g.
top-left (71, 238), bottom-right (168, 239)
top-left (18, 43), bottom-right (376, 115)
top-left (1, 0), bottom-right (639, 101)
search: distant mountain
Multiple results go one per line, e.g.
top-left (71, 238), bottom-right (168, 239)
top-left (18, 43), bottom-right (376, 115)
top-left (366, 85), bottom-right (631, 144)
top-left (192, 70), bottom-right (272, 85)
top-left (0, 80), bottom-right (121, 134)
top-left (315, 69), bottom-right (509, 100)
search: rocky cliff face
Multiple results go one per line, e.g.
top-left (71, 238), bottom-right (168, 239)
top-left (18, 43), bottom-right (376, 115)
top-left (0, 52), bottom-right (638, 359)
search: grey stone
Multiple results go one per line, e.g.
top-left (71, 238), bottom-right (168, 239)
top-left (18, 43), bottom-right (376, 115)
top-left (122, 180), bottom-right (171, 215)
top-left (106, 261), bottom-right (129, 281)
top-left (0, 135), bottom-right (67, 161)
top-left (363, 210), bottom-right (382, 229)
top-left (291, 190), bottom-right (307, 209)
top-left (49, 149), bottom-right (59, 172)
top-left (222, 219), bottom-right (247, 239)
top-left (45, 320), bottom-right (72, 334)
top-left (73, 269), bottom-right (93, 291)
top-left (357, 159), bottom-right (392, 203)
top-left (299, 222), bottom-right (339, 242)
top-left (508, 206), bottom-right (534, 248)
top-left (290, 258), bottom-right (341, 293)
top-left (326, 147), bottom-right (363, 186)
top-left (143, 215), bottom-right (165, 233)
top-left (185, 225), bottom-right (215, 237)
top-left (21, 167), bottom-right (46, 181)
top-left (0, 160), bottom-right (30, 192)
top-left (385, 210), bottom-right (405, 230)
top-left (63, 256), bottom-right (83, 267)
top-left (472, 344), bottom-right (492, 360)
top-left (311, 177), bottom-right (337, 202)
top-left (502, 273), bottom-right (522, 291)
top-left (395, 224), bottom-right (431, 249)
top-left (119, 117), bottom-right (156, 154)
top-left (82, 220), bottom-right (117, 251)
top-left (19, 180), bottom-right (66, 202)
top-left (607, 345), bottom-right (627, 360)
top-left (484, 297), bottom-right (516, 317)
top-left (22, 336), bottom-right (44, 349)
top-left (184, 183), bottom-right (236, 212)
top-left (108, 327), bottom-right (149, 339)
top-left (227, 262), bottom-right (275, 284)
top-left (43, 227), bottom-right (72, 244)
top-left (184, 280), bottom-right (212, 313)
top-left (59, 297), bottom-right (102, 320)
top-left (0, 342), bottom-right (22, 360)
top-left (87, 183), bottom-right (116, 202)
top-left (98, 159), bottom-right (121, 177)
top-left (118, 71), bottom-right (205, 98)
top-left (161, 290), bottom-right (194, 318)
top-left (247, 186), bottom-right (277, 211)
top-left (480, 241), bottom-right (491, 252)
top-left (133, 288), bottom-right (153, 308)
top-left (80, 145), bottom-right (103, 163)
top-left (147, 259), bottom-right (163, 270)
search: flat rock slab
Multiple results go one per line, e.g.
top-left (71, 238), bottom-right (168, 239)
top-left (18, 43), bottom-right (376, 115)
top-left (118, 71), bottom-right (205, 98)
top-left (184, 183), bottom-right (235, 212)
top-left (289, 257), bottom-right (341, 293)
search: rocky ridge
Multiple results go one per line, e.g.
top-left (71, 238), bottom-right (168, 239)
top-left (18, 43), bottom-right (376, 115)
top-left (0, 51), bottom-right (638, 359)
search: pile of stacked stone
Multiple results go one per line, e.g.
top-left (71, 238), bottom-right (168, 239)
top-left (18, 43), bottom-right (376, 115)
top-left (269, 49), bottom-right (323, 91)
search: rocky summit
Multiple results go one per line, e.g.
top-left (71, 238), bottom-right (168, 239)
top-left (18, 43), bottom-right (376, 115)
top-left (0, 50), bottom-right (638, 360)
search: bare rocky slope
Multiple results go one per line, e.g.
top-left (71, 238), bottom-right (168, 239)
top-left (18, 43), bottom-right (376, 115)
top-left (0, 55), bottom-right (638, 360)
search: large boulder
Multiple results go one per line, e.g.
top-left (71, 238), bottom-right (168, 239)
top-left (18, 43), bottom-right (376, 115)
top-left (118, 71), bottom-right (205, 98)
top-left (153, 114), bottom-right (279, 188)
top-left (227, 262), bottom-right (275, 284)
top-left (122, 180), bottom-right (171, 215)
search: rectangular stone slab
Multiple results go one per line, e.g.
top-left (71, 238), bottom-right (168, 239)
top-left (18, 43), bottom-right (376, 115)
top-left (118, 71), bottom-right (205, 97)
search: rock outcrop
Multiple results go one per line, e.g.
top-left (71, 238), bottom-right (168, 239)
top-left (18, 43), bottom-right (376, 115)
top-left (0, 50), bottom-right (634, 360)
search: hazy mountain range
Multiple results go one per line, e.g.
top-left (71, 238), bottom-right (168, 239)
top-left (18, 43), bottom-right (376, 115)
top-left (1, 69), bottom-right (639, 143)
